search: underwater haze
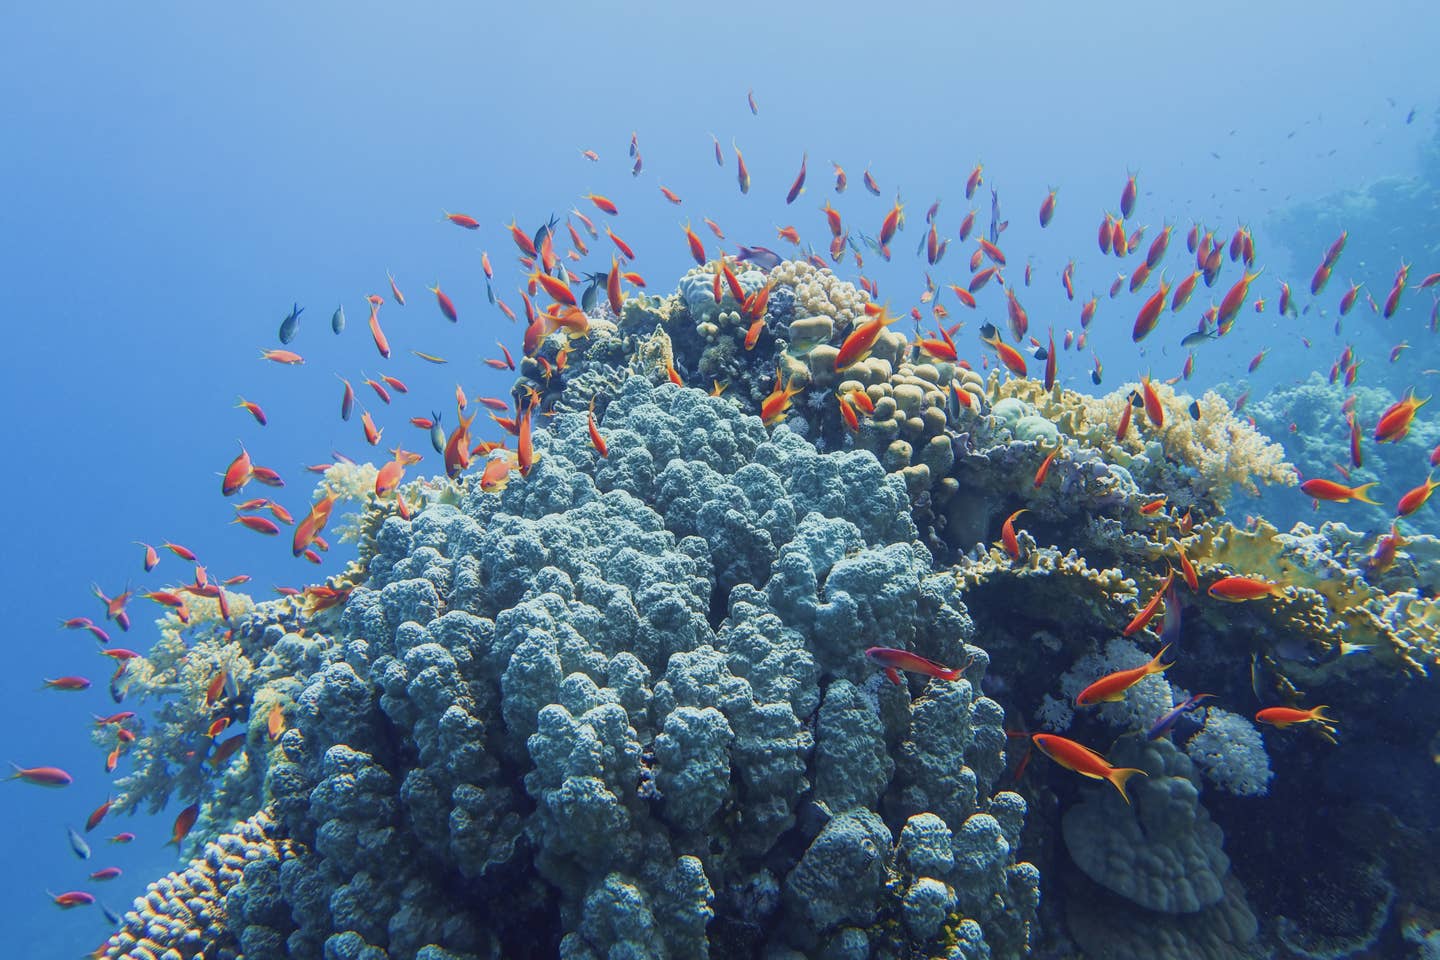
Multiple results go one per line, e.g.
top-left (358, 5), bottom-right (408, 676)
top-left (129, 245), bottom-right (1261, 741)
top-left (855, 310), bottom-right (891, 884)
top-left (3, 1), bottom-right (1440, 958)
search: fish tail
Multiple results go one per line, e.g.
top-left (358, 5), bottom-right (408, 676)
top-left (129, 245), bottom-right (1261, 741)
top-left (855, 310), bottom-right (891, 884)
top-left (1352, 481), bottom-right (1381, 505)
top-left (1150, 643), bottom-right (1175, 674)
top-left (1108, 767), bottom-right (1148, 804)
top-left (1310, 705), bottom-right (1334, 723)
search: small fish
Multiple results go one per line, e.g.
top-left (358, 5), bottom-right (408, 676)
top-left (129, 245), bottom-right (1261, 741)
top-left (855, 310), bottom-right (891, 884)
top-left (735, 245), bottom-right (782, 270)
top-left (167, 803), bottom-right (200, 847)
top-left (1000, 508), bottom-right (1027, 560)
top-left (786, 153), bottom-right (807, 204)
top-left (235, 397), bottom-right (267, 426)
top-left (1208, 575), bottom-right (1284, 602)
top-left (88, 867), bottom-right (122, 882)
top-left (864, 646), bottom-right (974, 686)
top-left (734, 141), bottom-right (750, 194)
top-left (1147, 693), bottom-right (1214, 740)
top-left (42, 676), bottom-right (91, 692)
top-left (1077, 643), bottom-right (1173, 705)
top-left (1031, 734), bottom-right (1146, 803)
top-left (1255, 705), bottom-right (1332, 729)
top-left (1374, 390), bottom-right (1429, 443)
top-left (1397, 475), bottom-right (1438, 517)
top-left (50, 890), bottom-right (95, 909)
top-left (1299, 478), bottom-right (1379, 504)
top-left (67, 826), bottom-right (91, 860)
top-left (278, 303), bottom-right (303, 344)
top-left (6, 764), bottom-right (72, 787)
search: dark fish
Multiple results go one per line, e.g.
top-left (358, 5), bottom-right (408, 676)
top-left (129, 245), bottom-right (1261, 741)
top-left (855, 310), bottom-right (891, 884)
top-left (1129, 390), bottom-right (1144, 409)
top-left (1159, 580), bottom-right (1182, 648)
top-left (979, 321), bottom-right (999, 341)
top-left (1180, 329), bottom-right (1217, 348)
top-left (1147, 692), bottom-right (1213, 740)
top-left (67, 826), bottom-right (91, 860)
top-left (1188, 400), bottom-right (1201, 420)
top-left (429, 412), bottom-right (446, 455)
top-left (988, 187), bottom-right (1001, 245)
top-left (1406, 107), bottom-right (1415, 124)
top-left (735, 245), bottom-right (782, 270)
top-left (99, 901), bottom-right (121, 926)
top-left (1091, 367), bottom-right (1103, 386)
top-left (581, 280), bottom-right (599, 312)
top-left (331, 305), bottom-right (345, 334)
top-left (108, 669), bottom-right (126, 704)
top-left (532, 215), bottom-right (560, 255)
top-left (278, 303), bottom-right (303, 344)
top-left (1031, 345), bottom-right (1048, 362)
top-left (485, 278), bottom-right (495, 304)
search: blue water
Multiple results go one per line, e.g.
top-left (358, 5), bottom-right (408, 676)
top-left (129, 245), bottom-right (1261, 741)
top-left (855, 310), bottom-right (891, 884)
top-left (3, 3), bottom-right (1438, 956)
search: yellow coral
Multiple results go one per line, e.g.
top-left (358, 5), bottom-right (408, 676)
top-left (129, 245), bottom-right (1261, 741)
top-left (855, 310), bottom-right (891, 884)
top-left (994, 376), bottom-right (1294, 501)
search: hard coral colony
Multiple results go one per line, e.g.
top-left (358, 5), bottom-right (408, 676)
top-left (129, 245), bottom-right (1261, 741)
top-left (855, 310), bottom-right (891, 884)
top-left (20, 96), bottom-right (1440, 960)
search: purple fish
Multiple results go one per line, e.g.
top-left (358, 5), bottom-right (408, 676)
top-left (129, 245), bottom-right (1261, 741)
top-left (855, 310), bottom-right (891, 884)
top-left (1147, 692), bottom-right (1214, 740)
top-left (735, 245), bottom-right (782, 271)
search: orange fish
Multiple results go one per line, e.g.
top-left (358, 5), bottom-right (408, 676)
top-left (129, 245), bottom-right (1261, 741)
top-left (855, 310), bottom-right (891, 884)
top-left (1207, 575), bottom-right (1284, 602)
top-left (865, 646), bottom-right (974, 686)
top-left (259, 348), bottom-right (304, 365)
top-left (1255, 705), bottom-right (1332, 729)
top-left (981, 331), bottom-right (1027, 377)
top-left (1000, 508), bottom-right (1027, 560)
top-left (517, 405), bottom-right (536, 478)
top-left (1374, 390), bottom-right (1429, 443)
top-left (8, 764), bottom-right (73, 787)
top-left (606, 225), bottom-right (635, 260)
top-left (267, 702), bottom-right (286, 740)
top-left (209, 734), bottom-right (246, 768)
top-left (167, 803), bottom-right (200, 847)
top-left (760, 370), bottom-right (803, 426)
top-left (1033, 442), bottom-right (1062, 487)
top-left (235, 397), bottom-right (267, 426)
top-left (837, 395), bottom-right (859, 432)
top-left (361, 410), bottom-right (381, 446)
top-left (734, 141), bottom-right (750, 194)
top-left (386, 271), bottom-right (405, 306)
top-left (443, 211), bottom-right (479, 230)
top-left (834, 306), bottom-right (899, 370)
top-left (786, 153), bottom-right (807, 204)
top-left (367, 306), bottom-right (391, 358)
top-left (1397, 475), bottom-right (1438, 517)
top-left (1077, 643), bottom-right (1173, 705)
top-left (1176, 544), bottom-right (1199, 592)
top-left (965, 162), bottom-right (983, 199)
top-left (221, 445), bottom-right (252, 497)
top-left (582, 193), bottom-right (618, 215)
top-left (1140, 374), bottom-right (1163, 428)
top-left (1031, 734), bottom-right (1146, 803)
top-left (428, 283), bottom-right (459, 322)
top-left (1299, 478), bottom-right (1379, 504)
top-left (1216, 267), bottom-right (1264, 326)
top-left (1123, 568), bottom-right (1175, 637)
top-left (1038, 188), bottom-right (1056, 227)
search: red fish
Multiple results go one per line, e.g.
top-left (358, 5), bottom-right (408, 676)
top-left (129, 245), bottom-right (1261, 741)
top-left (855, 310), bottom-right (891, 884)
top-left (50, 891), bottom-right (95, 908)
top-left (443, 211), bottom-right (479, 230)
top-left (235, 397), bottom-right (267, 426)
top-left (786, 153), bottom-right (807, 204)
top-left (1033, 442), bottom-right (1062, 487)
top-left (1140, 374), bottom-right (1163, 428)
top-left (1000, 508), bottom-right (1026, 560)
top-left (1207, 575), bottom-right (1284, 602)
top-left (734, 141), bottom-right (750, 194)
top-left (7, 764), bottom-right (72, 787)
top-left (429, 283), bottom-right (459, 322)
top-left (1374, 390), bottom-right (1428, 443)
top-left (981, 331), bottom-right (1027, 377)
top-left (1032, 734), bottom-right (1146, 803)
top-left (42, 676), bottom-right (91, 691)
top-left (1119, 171), bottom-right (1138, 218)
top-left (582, 193), bottom-right (618, 215)
top-left (386, 271), bottom-right (405, 306)
top-left (1038, 188), bottom-right (1056, 227)
top-left (1255, 705), bottom-right (1332, 729)
top-left (965, 162), bottom-right (983, 199)
top-left (1077, 643), bottom-right (1173, 705)
top-left (1217, 268), bottom-right (1263, 326)
top-left (259, 348), bottom-right (304, 365)
top-left (167, 803), bottom-right (200, 847)
top-left (86, 797), bottom-right (115, 832)
top-left (865, 646), bottom-right (974, 686)
top-left (1397, 475), bottom-right (1438, 517)
top-left (1123, 568), bottom-right (1175, 637)
top-left (834, 306), bottom-right (899, 370)
top-left (1299, 478), bottom-right (1379, 504)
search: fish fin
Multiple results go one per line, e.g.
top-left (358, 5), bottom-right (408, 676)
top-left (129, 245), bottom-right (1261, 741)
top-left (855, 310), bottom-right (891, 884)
top-left (1108, 767), bottom-right (1148, 804)
top-left (884, 667), bottom-right (902, 686)
top-left (1310, 705), bottom-right (1333, 723)
top-left (1352, 481), bottom-right (1381, 505)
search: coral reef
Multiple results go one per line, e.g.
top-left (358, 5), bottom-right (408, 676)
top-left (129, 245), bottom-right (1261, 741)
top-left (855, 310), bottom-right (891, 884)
top-left (116, 377), bottom-right (1038, 959)
top-left (99, 809), bottom-right (303, 960)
